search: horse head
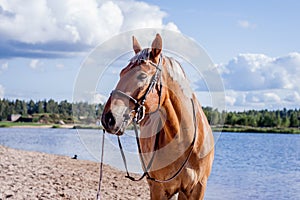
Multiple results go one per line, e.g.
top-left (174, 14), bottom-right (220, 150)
top-left (101, 34), bottom-right (164, 135)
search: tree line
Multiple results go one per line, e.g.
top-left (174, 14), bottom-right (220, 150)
top-left (0, 99), bottom-right (103, 124)
top-left (202, 107), bottom-right (300, 128)
top-left (0, 99), bottom-right (299, 128)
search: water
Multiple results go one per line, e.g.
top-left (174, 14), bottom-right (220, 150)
top-left (0, 128), bottom-right (299, 200)
top-left (206, 132), bottom-right (300, 200)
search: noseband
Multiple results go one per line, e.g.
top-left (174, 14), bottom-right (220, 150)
top-left (110, 50), bottom-right (163, 124)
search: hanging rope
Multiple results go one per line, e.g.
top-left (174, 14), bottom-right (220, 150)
top-left (96, 129), bottom-right (105, 200)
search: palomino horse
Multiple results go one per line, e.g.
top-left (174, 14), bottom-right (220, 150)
top-left (101, 34), bottom-right (214, 200)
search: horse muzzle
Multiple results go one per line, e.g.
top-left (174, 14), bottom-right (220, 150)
top-left (101, 108), bottom-right (132, 135)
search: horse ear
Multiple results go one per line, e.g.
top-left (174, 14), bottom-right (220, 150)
top-left (151, 33), bottom-right (162, 59)
top-left (132, 36), bottom-right (142, 54)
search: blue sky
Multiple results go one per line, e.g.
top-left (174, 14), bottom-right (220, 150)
top-left (0, 0), bottom-right (299, 110)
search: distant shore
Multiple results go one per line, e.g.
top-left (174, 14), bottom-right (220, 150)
top-left (0, 121), bottom-right (299, 134)
top-left (0, 145), bottom-right (149, 199)
top-left (212, 125), bottom-right (300, 134)
top-left (0, 121), bottom-right (98, 130)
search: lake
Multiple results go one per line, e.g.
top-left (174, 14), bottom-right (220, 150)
top-left (0, 128), bottom-right (299, 200)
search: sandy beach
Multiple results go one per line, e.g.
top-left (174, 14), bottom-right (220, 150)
top-left (0, 145), bottom-right (149, 200)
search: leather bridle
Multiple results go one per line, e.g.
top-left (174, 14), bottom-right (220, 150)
top-left (110, 50), bottom-right (163, 124)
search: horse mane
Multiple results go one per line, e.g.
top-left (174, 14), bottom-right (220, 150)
top-left (120, 48), bottom-right (151, 76)
top-left (164, 56), bottom-right (193, 99)
top-left (130, 48), bottom-right (151, 63)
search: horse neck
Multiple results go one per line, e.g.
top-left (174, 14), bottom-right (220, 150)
top-left (161, 65), bottom-right (195, 142)
top-left (140, 57), bottom-right (196, 148)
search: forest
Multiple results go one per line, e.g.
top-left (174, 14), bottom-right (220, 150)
top-left (0, 99), bottom-right (299, 132)
top-left (0, 99), bottom-right (103, 125)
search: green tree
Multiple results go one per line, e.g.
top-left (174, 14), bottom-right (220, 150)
top-left (37, 101), bottom-right (45, 113)
top-left (21, 100), bottom-right (27, 115)
top-left (28, 100), bottom-right (35, 114)
top-left (14, 99), bottom-right (22, 114)
top-left (45, 99), bottom-right (58, 113)
top-left (59, 100), bottom-right (72, 116)
top-left (290, 112), bottom-right (299, 127)
top-left (0, 99), bottom-right (7, 120)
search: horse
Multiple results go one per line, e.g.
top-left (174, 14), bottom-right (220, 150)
top-left (101, 33), bottom-right (214, 200)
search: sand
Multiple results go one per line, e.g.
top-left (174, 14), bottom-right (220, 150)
top-left (0, 145), bottom-right (149, 200)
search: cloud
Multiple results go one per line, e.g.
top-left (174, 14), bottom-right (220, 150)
top-left (237, 20), bottom-right (256, 29)
top-left (0, 84), bottom-right (4, 99)
top-left (206, 52), bottom-right (300, 110)
top-left (1, 62), bottom-right (8, 70)
top-left (0, 61), bottom-right (8, 73)
top-left (91, 93), bottom-right (107, 104)
top-left (29, 59), bottom-right (44, 70)
top-left (223, 89), bottom-right (299, 110)
top-left (220, 52), bottom-right (300, 91)
top-left (284, 91), bottom-right (300, 102)
top-left (0, 0), bottom-right (179, 58)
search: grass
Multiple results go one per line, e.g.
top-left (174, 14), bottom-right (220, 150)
top-left (0, 121), bottom-right (55, 128)
top-left (0, 121), bottom-right (46, 127)
top-left (212, 125), bottom-right (300, 134)
top-left (0, 121), bottom-right (100, 129)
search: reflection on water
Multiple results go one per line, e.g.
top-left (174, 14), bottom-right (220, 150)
top-left (0, 128), bottom-right (299, 200)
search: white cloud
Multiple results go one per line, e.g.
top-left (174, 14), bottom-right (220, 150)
top-left (262, 92), bottom-right (281, 103)
top-left (0, 0), bottom-right (179, 47)
top-left (75, 91), bottom-right (107, 104)
top-left (164, 22), bottom-right (180, 32)
top-left (237, 20), bottom-right (256, 29)
top-left (1, 62), bottom-right (8, 70)
top-left (0, 84), bottom-right (4, 99)
top-left (220, 52), bottom-right (300, 91)
top-left (223, 89), bottom-right (298, 111)
top-left (91, 93), bottom-right (107, 104)
top-left (29, 59), bottom-right (44, 70)
top-left (284, 91), bottom-right (300, 102)
top-left (215, 52), bottom-right (300, 110)
top-left (225, 95), bottom-right (236, 106)
top-left (0, 61), bottom-right (8, 73)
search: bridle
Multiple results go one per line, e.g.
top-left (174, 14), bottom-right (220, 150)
top-left (110, 49), bottom-right (163, 124)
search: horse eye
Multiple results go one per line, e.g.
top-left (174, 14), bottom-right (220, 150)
top-left (137, 73), bottom-right (148, 80)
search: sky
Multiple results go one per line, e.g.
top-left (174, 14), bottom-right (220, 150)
top-left (0, 0), bottom-right (299, 111)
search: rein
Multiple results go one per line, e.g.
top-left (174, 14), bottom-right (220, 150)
top-left (118, 98), bottom-right (197, 183)
top-left (96, 129), bottom-right (105, 200)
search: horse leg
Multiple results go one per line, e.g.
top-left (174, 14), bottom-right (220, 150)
top-left (150, 191), bottom-right (170, 200)
top-left (149, 184), bottom-right (180, 200)
top-left (188, 179), bottom-right (207, 200)
top-left (149, 184), bottom-right (168, 200)
top-left (178, 191), bottom-right (188, 200)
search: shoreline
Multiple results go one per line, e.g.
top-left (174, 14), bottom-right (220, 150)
top-left (0, 145), bottom-right (149, 199)
top-left (1, 122), bottom-right (299, 134)
top-left (212, 126), bottom-right (300, 134)
top-left (0, 122), bottom-right (98, 130)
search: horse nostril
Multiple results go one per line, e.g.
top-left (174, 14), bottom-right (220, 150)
top-left (105, 111), bottom-right (116, 129)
